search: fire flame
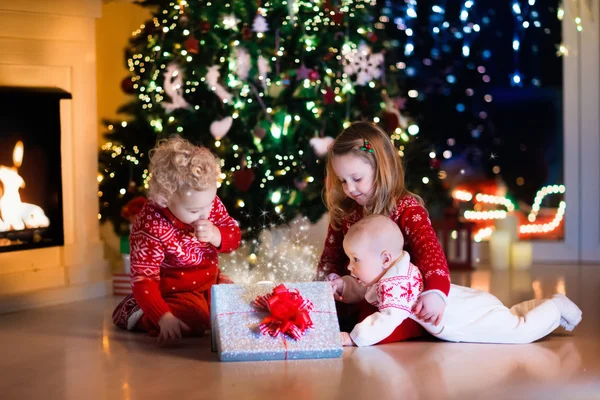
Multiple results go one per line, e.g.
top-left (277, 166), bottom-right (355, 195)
top-left (0, 142), bottom-right (50, 234)
top-left (13, 140), bottom-right (23, 168)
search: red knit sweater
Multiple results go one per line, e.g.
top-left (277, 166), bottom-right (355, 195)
top-left (316, 196), bottom-right (451, 298)
top-left (130, 196), bottom-right (241, 325)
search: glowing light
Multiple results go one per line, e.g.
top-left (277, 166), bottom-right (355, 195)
top-left (527, 185), bottom-right (566, 222)
top-left (453, 190), bottom-right (473, 202)
top-left (271, 191), bottom-right (282, 204)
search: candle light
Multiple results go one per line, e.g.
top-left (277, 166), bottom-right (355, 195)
top-left (494, 212), bottom-right (519, 243)
top-left (511, 241), bottom-right (533, 270)
top-left (489, 231), bottom-right (511, 270)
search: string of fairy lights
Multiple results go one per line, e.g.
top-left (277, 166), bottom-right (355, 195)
top-left (454, 184), bottom-right (566, 242)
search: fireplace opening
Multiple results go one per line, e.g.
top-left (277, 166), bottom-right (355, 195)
top-left (0, 87), bottom-right (70, 253)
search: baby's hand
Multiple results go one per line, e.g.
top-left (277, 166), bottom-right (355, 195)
top-left (326, 273), bottom-right (345, 301)
top-left (412, 292), bottom-right (446, 326)
top-left (193, 219), bottom-right (221, 247)
top-left (340, 332), bottom-right (355, 346)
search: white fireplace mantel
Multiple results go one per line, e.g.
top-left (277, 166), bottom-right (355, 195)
top-left (0, 0), bottom-right (110, 313)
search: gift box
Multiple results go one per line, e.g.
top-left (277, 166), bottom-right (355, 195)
top-left (211, 282), bottom-right (343, 362)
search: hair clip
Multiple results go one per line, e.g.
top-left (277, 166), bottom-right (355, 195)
top-left (360, 139), bottom-right (374, 153)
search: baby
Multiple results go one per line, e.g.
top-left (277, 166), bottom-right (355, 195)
top-left (329, 214), bottom-right (582, 347)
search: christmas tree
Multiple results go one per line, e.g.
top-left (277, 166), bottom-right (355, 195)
top-left (99, 0), bottom-right (450, 238)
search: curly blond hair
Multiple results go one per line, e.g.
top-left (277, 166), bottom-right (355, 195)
top-left (147, 136), bottom-right (221, 207)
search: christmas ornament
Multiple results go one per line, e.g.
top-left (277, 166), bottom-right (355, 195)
top-left (233, 168), bottom-right (255, 192)
top-left (252, 15), bottom-right (269, 33)
top-left (287, 0), bottom-right (298, 18)
top-left (241, 25), bottom-right (252, 40)
top-left (308, 70), bottom-right (320, 81)
top-left (294, 178), bottom-right (308, 191)
top-left (331, 11), bottom-right (344, 25)
top-left (161, 63), bottom-right (191, 113)
top-left (199, 20), bottom-right (211, 33)
top-left (343, 43), bottom-right (384, 86)
top-left (309, 136), bottom-right (334, 157)
top-left (295, 63), bottom-right (310, 81)
top-left (205, 65), bottom-right (233, 102)
top-left (120, 76), bottom-right (135, 94)
top-left (210, 116), bottom-right (233, 140)
top-left (367, 32), bottom-right (378, 43)
top-left (254, 126), bottom-right (267, 140)
top-left (381, 111), bottom-right (399, 132)
top-left (383, 96), bottom-right (408, 129)
top-left (184, 36), bottom-right (199, 54)
top-left (222, 13), bottom-right (240, 31)
top-left (235, 47), bottom-right (251, 80)
top-left (257, 56), bottom-right (271, 90)
top-left (323, 88), bottom-right (335, 105)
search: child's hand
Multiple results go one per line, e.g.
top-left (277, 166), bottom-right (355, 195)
top-left (340, 332), bottom-right (355, 346)
top-left (193, 219), bottom-right (221, 247)
top-left (412, 292), bottom-right (446, 326)
top-left (157, 312), bottom-right (191, 344)
top-left (326, 273), bottom-right (345, 301)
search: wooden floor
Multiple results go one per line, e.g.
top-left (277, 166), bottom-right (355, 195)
top-left (2, 264), bottom-right (600, 400)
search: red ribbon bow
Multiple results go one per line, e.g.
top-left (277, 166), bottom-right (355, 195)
top-left (253, 284), bottom-right (314, 340)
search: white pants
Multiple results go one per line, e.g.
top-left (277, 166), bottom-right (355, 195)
top-left (416, 285), bottom-right (561, 344)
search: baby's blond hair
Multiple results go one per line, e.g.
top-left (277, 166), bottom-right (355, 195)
top-left (147, 136), bottom-right (220, 207)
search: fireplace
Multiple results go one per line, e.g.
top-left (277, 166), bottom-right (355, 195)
top-left (0, 87), bottom-right (69, 253)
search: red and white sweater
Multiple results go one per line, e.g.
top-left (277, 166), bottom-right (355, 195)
top-left (316, 196), bottom-right (450, 299)
top-left (129, 196), bottom-right (241, 325)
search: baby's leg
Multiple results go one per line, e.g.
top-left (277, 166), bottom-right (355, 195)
top-left (550, 294), bottom-right (582, 331)
top-left (510, 295), bottom-right (582, 331)
top-left (441, 292), bottom-right (563, 344)
top-left (475, 299), bottom-right (562, 343)
top-left (134, 291), bottom-right (211, 335)
top-left (112, 294), bottom-right (139, 330)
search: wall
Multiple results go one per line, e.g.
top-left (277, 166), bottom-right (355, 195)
top-left (96, 0), bottom-right (152, 144)
top-left (0, 0), bottom-right (110, 312)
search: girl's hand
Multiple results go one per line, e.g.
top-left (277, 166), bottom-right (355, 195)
top-left (157, 312), bottom-right (191, 344)
top-left (341, 332), bottom-right (355, 346)
top-left (193, 219), bottom-right (221, 247)
top-left (412, 292), bottom-right (446, 326)
top-left (326, 273), bottom-right (345, 301)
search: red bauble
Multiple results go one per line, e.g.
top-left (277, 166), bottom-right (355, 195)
top-left (184, 36), bottom-right (199, 54)
top-left (199, 21), bottom-right (211, 33)
top-left (323, 88), bottom-right (335, 105)
top-left (381, 111), bottom-right (399, 132)
top-left (308, 70), bottom-right (320, 81)
top-left (367, 32), bottom-right (378, 43)
top-left (233, 168), bottom-right (255, 192)
top-left (331, 11), bottom-right (345, 25)
top-left (120, 76), bottom-right (135, 94)
top-left (430, 158), bottom-right (442, 169)
top-left (242, 26), bottom-right (252, 40)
